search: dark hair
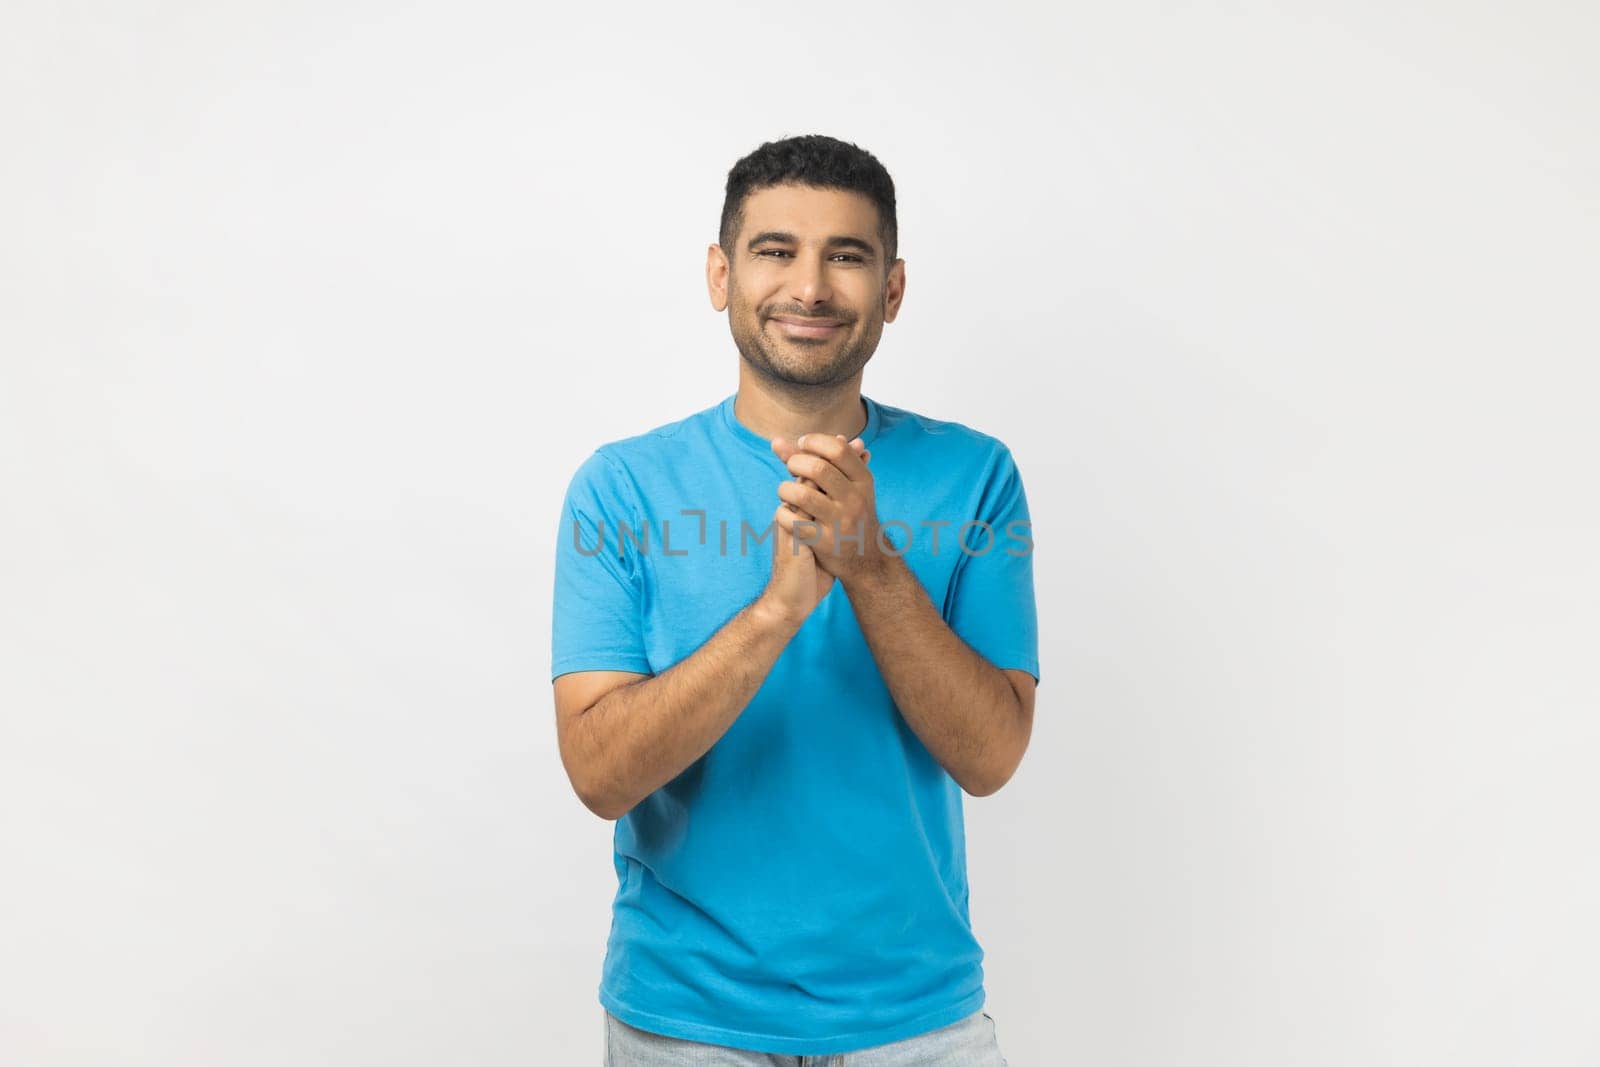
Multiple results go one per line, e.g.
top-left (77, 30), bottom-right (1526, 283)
top-left (719, 134), bottom-right (898, 264)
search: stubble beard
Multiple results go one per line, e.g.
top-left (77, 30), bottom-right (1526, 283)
top-left (729, 288), bottom-right (883, 390)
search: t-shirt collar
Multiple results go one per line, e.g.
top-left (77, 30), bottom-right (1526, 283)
top-left (717, 392), bottom-right (881, 468)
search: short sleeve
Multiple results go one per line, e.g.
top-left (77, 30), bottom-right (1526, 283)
top-left (944, 445), bottom-right (1040, 685)
top-left (551, 450), bottom-right (653, 681)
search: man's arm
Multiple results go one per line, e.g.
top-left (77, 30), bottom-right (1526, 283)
top-left (554, 595), bottom-right (802, 821)
top-left (556, 444), bottom-right (870, 825)
top-left (840, 555), bottom-right (1035, 797)
top-left (554, 457), bottom-right (861, 821)
top-left (772, 432), bottom-right (1036, 797)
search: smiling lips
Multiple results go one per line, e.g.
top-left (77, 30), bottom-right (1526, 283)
top-left (770, 316), bottom-right (846, 339)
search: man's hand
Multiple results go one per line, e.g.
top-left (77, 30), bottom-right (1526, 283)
top-left (769, 432), bottom-right (884, 582)
top-left (761, 435), bottom-right (870, 624)
top-left (760, 499), bottom-right (836, 627)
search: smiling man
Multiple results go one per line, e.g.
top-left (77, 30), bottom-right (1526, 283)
top-left (552, 135), bottom-right (1038, 1064)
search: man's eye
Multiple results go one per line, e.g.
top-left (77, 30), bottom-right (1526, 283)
top-left (755, 250), bottom-right (863, 263)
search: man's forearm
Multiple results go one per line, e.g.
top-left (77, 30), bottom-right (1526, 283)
top-left (841, 555), bottom-right (1027, 796)
top-left (571, 597), bottom-right (801, 820)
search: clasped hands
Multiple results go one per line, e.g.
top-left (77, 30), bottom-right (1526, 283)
top-left (768, 432), bottom-right (887, 583)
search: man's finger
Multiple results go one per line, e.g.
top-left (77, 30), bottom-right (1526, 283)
top-left (794, 432), bottom-right (870, 482)
top-left (770, 434), bottom-right (871, 469)
top-left (784, 451), bottom-right (852, 499)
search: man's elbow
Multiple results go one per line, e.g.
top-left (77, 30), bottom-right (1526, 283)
top-left (579, 790), bottom-right (624, 821)
top-left (564, 757), bottom-right (629, 821)
top-left (574, 777), bottom-right (633, 821)
top-left (964, 720), bottom-right (1031, 797)
top-left (962, 765), bottom-right (1019, 798)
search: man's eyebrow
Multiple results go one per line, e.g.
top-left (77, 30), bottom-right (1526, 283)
top-left (746, 230), bottom-right (797, 248)
top-left (746, 231), bottom-right (878, 257)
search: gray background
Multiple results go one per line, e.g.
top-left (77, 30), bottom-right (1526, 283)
top-left (3, 2), bottom-right (1596, 1064)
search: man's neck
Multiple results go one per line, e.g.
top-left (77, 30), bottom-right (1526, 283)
top-left (732, 370), bottom-right (868, 445)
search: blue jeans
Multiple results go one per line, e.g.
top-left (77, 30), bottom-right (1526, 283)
top-left (603, 1008), bottom-right (1009, 1066)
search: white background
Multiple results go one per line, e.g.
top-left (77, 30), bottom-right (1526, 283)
top-left (3, 2), bottom-right (1597, 1064)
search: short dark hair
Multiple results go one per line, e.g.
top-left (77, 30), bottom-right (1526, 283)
top-left (719, 134), bottom-right (898, 264)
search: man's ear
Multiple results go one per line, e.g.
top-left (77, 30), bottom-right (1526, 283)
top-left (706, 244), bottom-right (730, 311)
top-left (882, 258), bottom-right (907, 324)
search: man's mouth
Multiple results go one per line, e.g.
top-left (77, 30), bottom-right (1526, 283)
top-left (770, 316), bottom-right (846, 339)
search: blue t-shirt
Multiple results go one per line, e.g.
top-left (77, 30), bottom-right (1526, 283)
top-left (551, 391), bottom-right (1039, 1056)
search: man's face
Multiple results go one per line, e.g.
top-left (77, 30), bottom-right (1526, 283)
top-left (708, 183), bottom-right (905, 389)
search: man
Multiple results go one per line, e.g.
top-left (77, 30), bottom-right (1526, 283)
top-left (552, 134), bottom-right (1037, 1064)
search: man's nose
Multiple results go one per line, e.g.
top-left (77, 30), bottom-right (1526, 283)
top-left (788, 252), bottom-right (832, 307)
